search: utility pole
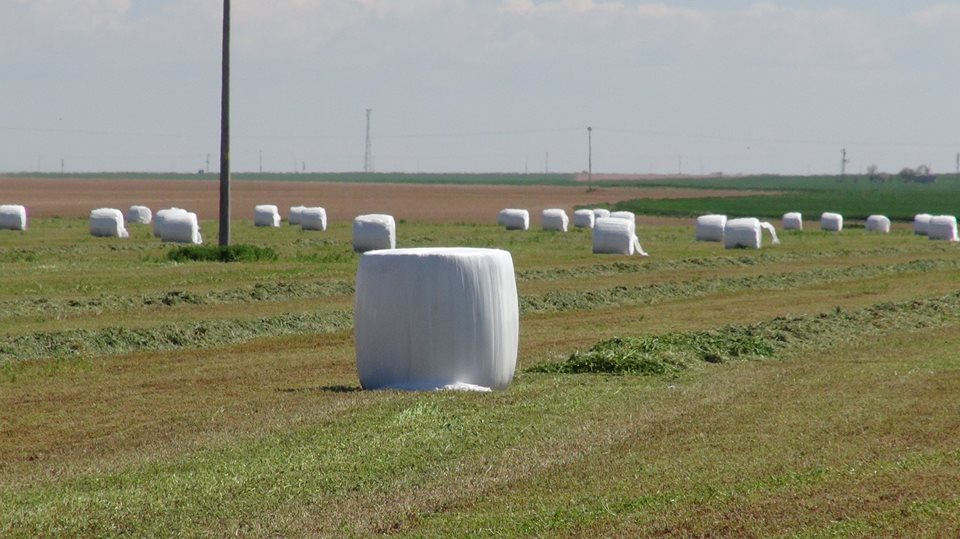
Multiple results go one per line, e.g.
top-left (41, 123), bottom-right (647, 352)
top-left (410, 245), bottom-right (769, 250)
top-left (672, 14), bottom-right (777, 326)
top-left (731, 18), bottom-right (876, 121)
top-left (840, 147), bottom-right (849, 177)
top-left (364, 108), bottom-right (373, 173)
top-left (60, 158), bottom-right (64, 174)
top-left (545, 152), bottom-right (549, 173)
top-left (955, 152), bottom-right (959, 174)
top-left (218, 0), bottom-right (231, 247)
top-left (587, 126), bottom-right (594, 192)
top-left (205, 153), bottom-right (211, 173)
top-left (259, 149), bottom-right (263, 173)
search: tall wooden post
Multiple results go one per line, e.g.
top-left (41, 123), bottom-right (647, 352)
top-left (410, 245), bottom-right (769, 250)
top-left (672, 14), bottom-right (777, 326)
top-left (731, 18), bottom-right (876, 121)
top-left (218, 0), bottom-right (231, 246)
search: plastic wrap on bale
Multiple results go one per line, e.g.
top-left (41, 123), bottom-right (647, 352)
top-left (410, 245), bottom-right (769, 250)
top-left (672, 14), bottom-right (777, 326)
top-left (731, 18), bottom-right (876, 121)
top-left (127, 205), bottom-right (152, 225)
top-left (573, 209), bottom-right (595, 229)
top-left (353, 214), bottom-right (396, 252)
top-left (254, 205), bottom-right (281, 227)
top-left (928, 215), bottom-right (959, 242)
top-left (0, 205), bottom-right (27, 231)
top-left (355, 247), bottom-right (519, 391)
top-left (289, 205), bottom-right (306, 226)
top-left (498, 209), bottom-right (529, 230)
top-left (821, 212), bottom-right (843, 232)
top-left (89, 208), bottom-right (129, 238)
top-left (592, 208), bottom-right (611, 220)
top-left (153, 208), bottom-right (187, 237)
top-left (300, 207), bottom-right (327, 231)
top-left (593, 217), bottom-right (648, 256)
top-left (695, 214), bottom-right (726, 242)
top-left (610, 211), bottom-right (636, 225)
top-left (724, 218), bottom-right (780, 249)
top-left (866, 215), bottom-right (891, 233)
top-left (914, 213), bottom-right (932, 236)
top-left (542, 209), bottom-right (569, 232)
top-left (782, 212), bottom-right (803, 231)
top-left (160, 211), bottom-right (202, 244)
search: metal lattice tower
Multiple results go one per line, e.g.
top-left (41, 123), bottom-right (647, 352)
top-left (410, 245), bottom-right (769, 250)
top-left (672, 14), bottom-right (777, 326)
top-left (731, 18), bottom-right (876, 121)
top-left (841, 148), bottom-right (849, 176)
top-left (364, 108), bottom-right (373, 173)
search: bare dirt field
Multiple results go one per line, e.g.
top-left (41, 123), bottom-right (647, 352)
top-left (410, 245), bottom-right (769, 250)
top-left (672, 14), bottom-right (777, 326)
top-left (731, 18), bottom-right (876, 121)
top-left (0, 176), bottom-right (754, 225)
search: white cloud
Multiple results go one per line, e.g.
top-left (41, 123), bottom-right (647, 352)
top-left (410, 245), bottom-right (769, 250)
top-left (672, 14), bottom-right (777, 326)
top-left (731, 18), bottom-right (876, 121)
top-left (912, 3), bottom-right (960, 25)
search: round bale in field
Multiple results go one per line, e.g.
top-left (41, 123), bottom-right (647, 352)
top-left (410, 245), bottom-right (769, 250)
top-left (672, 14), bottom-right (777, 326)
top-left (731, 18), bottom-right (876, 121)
top-left (289, 205), bottom-right (306, 226)
top-left (782, 212), bottom-right (803, 231)
top-left (127, 205), bottom-right (152, 225)
top-left (913, 213), bottom-right (932, 236)
top-left (498, 209), bottom-right (529, 231)
top-left (573, 209), bottom-right (595, 229)
top-left (0, 204), bottom-right (27, 231)
top-left (159, 211), bottom-right (202, 244)
top-left (695, 214), bottom-right (727, 242)
top-left (593, 217), bottom-right (648, 256)
top-left (928, 215), bottom-right (959, 242)
top-left (153, 208), bottom-right (187, 237)
top-left (300, 207), bottom-right (327, 231)
top-left (89, 208), bottom-right (129, 238)
top-left (353, 214), bottom-right (396, 252)
top-left (866, 215), bottom-right (891, 233)
top-left (254, 205), bottom-right (281, 227)
top-left (542, 209), bottom-right (569, 232)
top-left (821, 212), bottom-right (843, 232)
top-left (723, 218), bottom-right (780, 249)
top-left (354, 247), bottom-right (519, 391)
top-left (592, 208), bottom-right (611, 220)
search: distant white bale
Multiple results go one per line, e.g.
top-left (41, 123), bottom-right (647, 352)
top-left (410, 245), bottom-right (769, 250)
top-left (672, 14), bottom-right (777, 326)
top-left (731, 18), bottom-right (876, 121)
top-left (724, 218), bottom-right (780, 249)
top-left (254, 205), bottom-right (281, 227)
top-left (289, 205), bottom-right (306, 226)
top-left (610, 211), bottom-right (636, 225)
top-left (593, 217), bottom-right (648, 256)
top-left (89, 208), bottom-right (129, 238)
top-left (300, 207), bottom-right (327, 231)
top-left (0, 205), bottom-right (27, 231)
top-left (866, 215), bottom-right (891, 233)
top-left (695, 214), bottom-right (727, 242)
top-left (126, 205), bottom-right (152, 224)
top-left (159, 211), bottom-right (203, 244)
top-left (573, 209), bottom-right (595, 229)
top-left (353, 214), bottom-right (396, 252)
top-left (821, 212), bottom-right (843, 232)
top-left (153, 208), bottom-right (187, 237)
top-left (355, 247), bottom-right (518, 391)
top-left (928, 215), bottom-right (959, 242)
top-left (783, 212), bottom-right (803, 231)
top-left (913, 213), bottom-right (932, 236)
top-left (592, 208), bottom-right (611, 220)
top-left (498, 209), bottom-right (529, 231)
top-left (542, 209), bottom-right (569, 232)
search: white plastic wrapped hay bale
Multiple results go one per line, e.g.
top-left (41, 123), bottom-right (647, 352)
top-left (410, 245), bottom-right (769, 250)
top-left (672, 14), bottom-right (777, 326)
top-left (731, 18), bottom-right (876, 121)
top-left (821, 212), bottom-right (843, 232)
top-left (254, 205), bottom-right (281, 227)
top-left (159, 211), bottom-right (202, 244)
top-left (289, 205), bottom-right (306, 226)
top-left (542, 209), bottom-right (569, 232)
top-left (914, 213), bottom-right (932, 236)
top-left (498, 209), bottom-right (529, 230)
top-left (573, 209), bottom-right (595, 229)
top-left (153, 208), bottom-right (186, 237)
top-left (355, 247), bottom-right (519, 391)
top-left (592, 217), bottom-right (648, 256)
top-left (592, 208), bottom-right (610, 220)
top-left (0, 205), bottom-right (27, 231)
top-left (723, 218), bottom-right (780, 249)
top-left (126, 205), bottom-right (152, 225)
top-left (300, 207), bottom-right (327, 231)
top-left (353, 214), bottom-right (396, 252)
top-left (783, 212), bottom-right (803, 231)
top-left (866, 215), bottom-right (891, 233)
top-left (928, 215), bottom-right (959, 242)
top-left (695, 215), bottom-right (726, 242)
top-left (610, 211), bottom-right (636, 225)
top-left (89, 208), bottom-right (129, 238)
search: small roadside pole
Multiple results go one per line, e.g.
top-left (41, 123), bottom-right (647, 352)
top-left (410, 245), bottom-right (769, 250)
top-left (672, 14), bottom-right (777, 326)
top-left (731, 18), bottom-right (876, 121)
top-left (218, 0), bottom-right (231, 247)
top-left (587, 126), bottom-right (594, 192)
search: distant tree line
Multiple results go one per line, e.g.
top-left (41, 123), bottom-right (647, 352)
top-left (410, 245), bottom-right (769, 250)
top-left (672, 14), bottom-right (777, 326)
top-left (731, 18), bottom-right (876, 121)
top-left (865, 164), bottom-right (936, 184)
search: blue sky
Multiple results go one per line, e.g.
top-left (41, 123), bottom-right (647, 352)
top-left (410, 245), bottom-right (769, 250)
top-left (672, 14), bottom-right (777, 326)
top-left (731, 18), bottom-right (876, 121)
top-left (1, 1), bottom-right (958, 175)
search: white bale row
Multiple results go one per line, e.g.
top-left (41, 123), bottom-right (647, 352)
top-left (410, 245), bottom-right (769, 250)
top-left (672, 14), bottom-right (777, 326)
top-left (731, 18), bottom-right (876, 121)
top-left (355, 247), bottom-right (518, 391)
top-left (783, 212), bottom-right (803, 231)
top-left (159, 210), bottom-right (202, 244)
top-left (928, 215), bottom-right (959, 242)
top-left (914, 213), bottom-right (932, 235)
top-left (821, 212), bottom-right (843, 232)
top-left (0, 205), bottom-right (27, 231)
top-left (254, 205), bottom-right (281, 227)
top-left (542, 209), bottom-right (569, 232)
top-left (695, 214), bottom-right (726, 242)
top-left (300, 207), bottom-right (327, 231)
top-left (498, 209), bottom-right (529, 230)
top-left (89, 208), bottom-right (129, 238)
top-left (593, 217), bottom-right (648, 256)
top-left (353, 214), bottom-right (396, 252)
top-left (723, 218), bottom-right (780, 249)
top-left (127, 205), bottom-right (152, 224)
top-left (573, 209), bottom-right (595, 229)
top-left (289, 205), bottom-right (306, 226)
top-left (866, 215), bottom-right (891, 233)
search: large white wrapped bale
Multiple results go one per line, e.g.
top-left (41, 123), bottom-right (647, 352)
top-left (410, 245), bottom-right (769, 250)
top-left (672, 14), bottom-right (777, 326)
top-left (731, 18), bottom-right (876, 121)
top-left (573, 209), bottom-right (595, 229)
top-left (928, 215), bottom-right (959, 242)
top-left (254, 205), bottom-right (281, 227)
top-left (724, 218), bottom-right (780, 249)
top-left (783, 212), bottom-right (803, 231)
top-left (914, 213), bottom-right (932, 236)
top-left (866, 215), bottom-right (891, 233)
top-left (0, 205), bottom-right (27, 231)
top-left (542, 209), bottom-right (569, 232)
top-left (695, 214), bottom-right (727, 242)
top-left (153, 208), bottom-right (187, 237)
top-left (353, 214), bottom-right (396, 252)
top-left (593, 217), bottom-right (649, 256)
top-left (160, 211), bottom-right (202, 244)
top-left (592, 208), bottom-right (611, 220)
top-left (355, 247), bottom-right (519, 391)
top-left (498, 209), bottom-right (529, 231)
top-left (289, 205), bottom-right (306, 226)
top-left (89, 208), bottom-right (129, 238)
top-left (610, 211), bottom-right (636, 225)
top-left (300, 207), bottom-right (327, 231)
top-left (821, 212), bottom-right (843, 232)
top-left (126, 205), bottom-right (152, 224)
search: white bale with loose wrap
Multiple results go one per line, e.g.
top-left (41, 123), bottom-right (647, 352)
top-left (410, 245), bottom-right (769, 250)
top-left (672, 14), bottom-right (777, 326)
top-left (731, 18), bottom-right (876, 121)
top-left (821, 212), bottom-right (843, 232)
top-left (254, 205), bottom-right (281, 227)
top-left (159, 211), bottom-right (202, 244)
top-left (928, 215), bottom-right (959, 242)
top-left (353, 214), bottom-right (396, 252)
top-left (498, 209), bottom-right (529, 230)
top-left (289, 205), bottom-right (306, 226)
top-left (0, 205), bottom-right (27, 231)
top-left (695, 214), bottom-right (727, 242)
top-left (783, 212), bottom-right (803, 231)
top-left (542, 209), bottom-right (569, 232)
top-left (126, 205), bottom-right (152, 225)
top-left (89, 208), bottom-right (129, 238)
top-left (573, 209), bottom-right (595, 229)
top-left (914, 213), bottom-right (932, 236)
top-left (153, 208), bottom-right (186, 237)
top-left (300, 207), bottom-right (327, 231)
top-left (593, 217), bottom-right (648, 256)
top-left (866, 215), bottom-right (891, 233)
top-left (355, 247), bottom-right (519, 391)
top-left (723, 218), bottom-right (780, 249)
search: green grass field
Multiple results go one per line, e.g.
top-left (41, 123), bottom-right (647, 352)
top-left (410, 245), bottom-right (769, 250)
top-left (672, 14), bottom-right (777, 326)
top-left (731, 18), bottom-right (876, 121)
top-left (3, 207), bottom-right (960, 536)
